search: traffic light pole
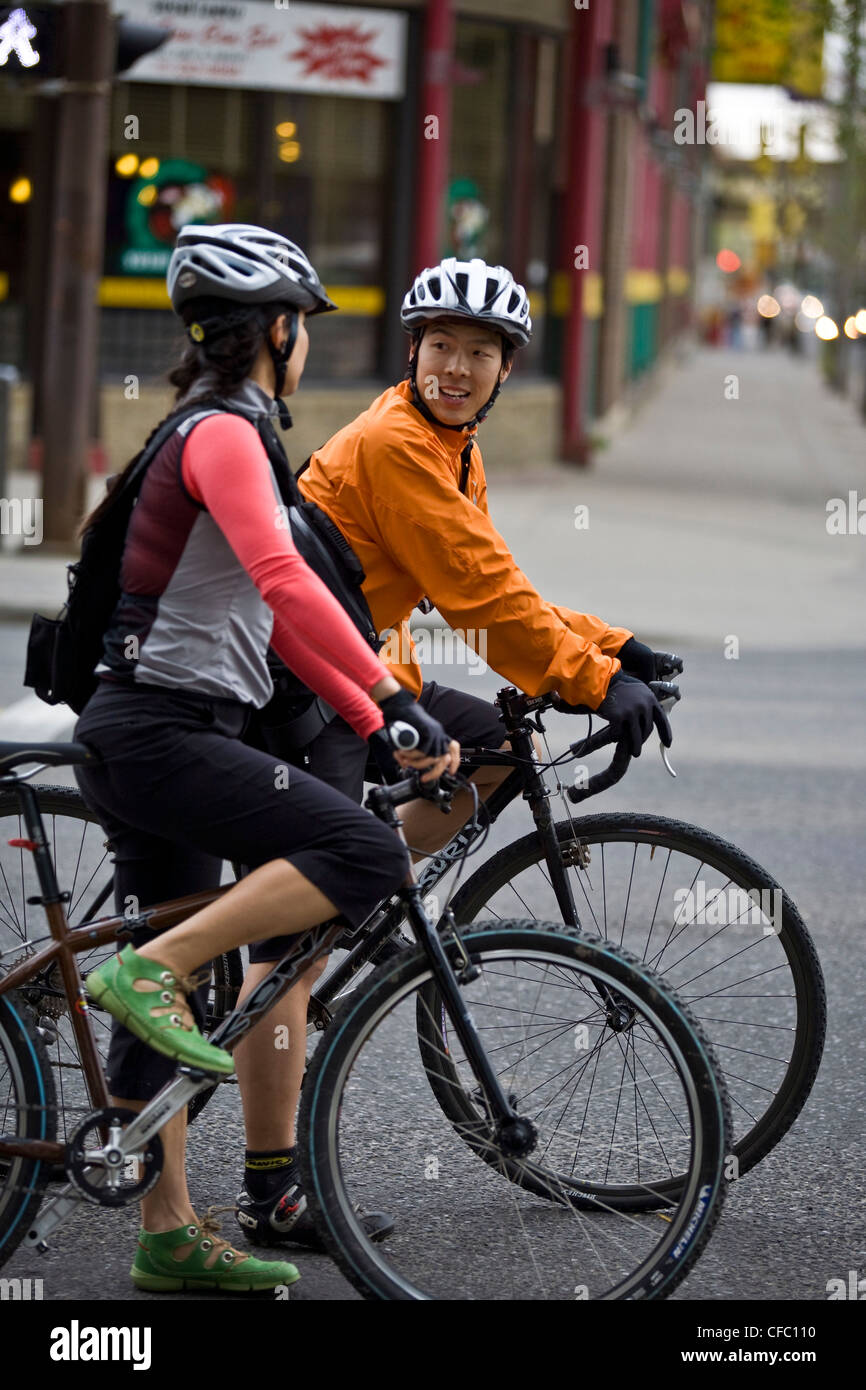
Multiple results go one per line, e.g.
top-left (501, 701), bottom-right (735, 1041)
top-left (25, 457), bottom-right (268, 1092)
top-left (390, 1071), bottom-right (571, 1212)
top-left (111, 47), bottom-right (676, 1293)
top-left (39, 0), bottom-right (113, 545)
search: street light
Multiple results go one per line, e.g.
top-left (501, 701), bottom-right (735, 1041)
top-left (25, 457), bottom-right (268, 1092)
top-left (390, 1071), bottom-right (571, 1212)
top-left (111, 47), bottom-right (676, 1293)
top-left (814, 316), bottom-right (839, 340)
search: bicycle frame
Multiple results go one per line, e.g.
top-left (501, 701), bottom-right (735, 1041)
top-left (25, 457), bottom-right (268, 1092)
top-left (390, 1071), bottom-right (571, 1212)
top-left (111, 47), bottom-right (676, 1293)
top-left (313, 700), bottom-right (584, 1012)
top-left (0, 763), bottom-right (529, 1180)
top-left (0, 774), bottom-right (236, 1165)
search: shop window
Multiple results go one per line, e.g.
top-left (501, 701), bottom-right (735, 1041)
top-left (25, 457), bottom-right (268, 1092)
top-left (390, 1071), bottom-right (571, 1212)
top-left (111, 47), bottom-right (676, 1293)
top-left (448, 22), bottom-right (510, 265)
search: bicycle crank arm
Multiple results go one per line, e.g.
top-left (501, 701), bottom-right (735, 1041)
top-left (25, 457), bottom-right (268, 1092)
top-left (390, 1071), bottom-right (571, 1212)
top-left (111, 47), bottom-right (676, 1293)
top-left (115, 1071), bottom-right (214, 1154)
top-left (24, 1181), bottom-right (92, 1252)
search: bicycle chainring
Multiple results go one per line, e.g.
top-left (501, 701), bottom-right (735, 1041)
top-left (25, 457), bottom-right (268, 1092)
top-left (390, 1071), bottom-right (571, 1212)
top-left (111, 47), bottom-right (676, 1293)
top-left (65, 1107), bottom-right (164, 1207)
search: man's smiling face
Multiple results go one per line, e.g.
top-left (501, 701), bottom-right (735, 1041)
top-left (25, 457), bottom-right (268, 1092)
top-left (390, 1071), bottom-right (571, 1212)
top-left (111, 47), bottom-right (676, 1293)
top-left (412, 318), bottom-right (511, 426)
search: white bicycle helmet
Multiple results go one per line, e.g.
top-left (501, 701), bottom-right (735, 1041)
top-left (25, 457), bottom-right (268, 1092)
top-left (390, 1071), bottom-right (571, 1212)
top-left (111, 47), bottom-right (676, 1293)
top-left (401, 258), bottom-right (532, 348)
top-left (167, 223), bottom-right (336, 316)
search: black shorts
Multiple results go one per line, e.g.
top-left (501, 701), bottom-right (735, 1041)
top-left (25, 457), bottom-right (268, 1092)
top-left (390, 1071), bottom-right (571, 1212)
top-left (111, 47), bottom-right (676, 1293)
top-left (301, 680), bottom-right (506, 802)
top-left (241, 681), bottom-right (504, 965)
top-left (74, 681), bottom-right (408, 1100)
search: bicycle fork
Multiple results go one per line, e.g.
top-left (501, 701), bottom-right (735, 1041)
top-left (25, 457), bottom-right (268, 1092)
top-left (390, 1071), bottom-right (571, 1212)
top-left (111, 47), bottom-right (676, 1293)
top-left (509, 717), bottom-right (635, 1033)
top-left (403, 884), bottom-right (538, 1159)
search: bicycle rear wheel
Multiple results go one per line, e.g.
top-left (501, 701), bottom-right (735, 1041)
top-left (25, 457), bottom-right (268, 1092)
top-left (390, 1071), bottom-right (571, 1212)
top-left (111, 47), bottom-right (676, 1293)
top-left (299, 922), bottom-right (730, 1300)
top-left (0, 992), bottom-right (56, 1268)
top-left (0, 787), bottom-right (241, 1137)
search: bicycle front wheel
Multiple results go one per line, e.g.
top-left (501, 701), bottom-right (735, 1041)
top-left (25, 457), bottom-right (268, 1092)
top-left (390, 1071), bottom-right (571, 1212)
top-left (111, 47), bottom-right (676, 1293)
top-left (298, 922), bottom-right (730, 1301)
top-left (444, 814), bottom-right (825, 1187)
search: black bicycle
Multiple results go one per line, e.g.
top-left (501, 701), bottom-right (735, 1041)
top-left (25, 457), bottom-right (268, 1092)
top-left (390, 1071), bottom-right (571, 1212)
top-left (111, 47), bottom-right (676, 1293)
top-left (0, 674), bottom-right (824, 1198)
top-left (0, 738), bottom-right (731, 1299)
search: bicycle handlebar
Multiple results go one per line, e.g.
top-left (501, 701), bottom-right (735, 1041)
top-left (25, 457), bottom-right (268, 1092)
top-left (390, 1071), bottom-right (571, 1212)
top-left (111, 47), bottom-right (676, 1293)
top-left (368, 677), bottom-right (682, 818)
top-left (564, 680), bottom-right (681, 804)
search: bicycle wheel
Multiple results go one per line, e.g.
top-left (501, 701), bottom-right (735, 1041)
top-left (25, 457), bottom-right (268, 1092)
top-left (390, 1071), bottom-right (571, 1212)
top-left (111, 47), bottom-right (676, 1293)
top-left (0, 991), bottom-right (56, 1268)
top-left (0, 787), bottom-right (242, 1137)
top-left (299, 922), bottom-right (730, 1300)
top-left (432, 814), bottom-right (824, 1192)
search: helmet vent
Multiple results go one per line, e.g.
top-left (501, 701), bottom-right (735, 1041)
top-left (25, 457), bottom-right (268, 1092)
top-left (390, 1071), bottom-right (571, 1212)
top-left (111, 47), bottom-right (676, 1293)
top-left (485, 277), bottom-right (499, 305)
top-left (428, 275), bottom-right (441, 299)
top-left (507, 290), bottom-right (520, 313)
top-left (454, 271), bottom-right (469, 299)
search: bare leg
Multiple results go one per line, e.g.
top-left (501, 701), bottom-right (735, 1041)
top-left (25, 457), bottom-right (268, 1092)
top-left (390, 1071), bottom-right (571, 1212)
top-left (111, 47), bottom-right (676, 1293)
top-left (234, 957), bottom-right (328, 1151)
top-left (135, 860), bottom-right (336, 978)
top-left (114, 862), bottom-right (336, 1229)
top-left (399, 739), bottom-right (529, 859)
top-left (111, 1099), bottom-right (196, 1233)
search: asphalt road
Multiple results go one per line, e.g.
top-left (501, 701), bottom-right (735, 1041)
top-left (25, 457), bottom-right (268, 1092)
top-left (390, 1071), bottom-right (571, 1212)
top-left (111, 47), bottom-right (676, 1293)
top-left (0, 622), bottom-right (863, 1303)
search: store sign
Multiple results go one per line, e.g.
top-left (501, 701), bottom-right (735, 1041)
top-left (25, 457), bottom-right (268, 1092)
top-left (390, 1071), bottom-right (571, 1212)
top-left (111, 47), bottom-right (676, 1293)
top-left (116, 158), bottom-right (237, 276)
top-left (116, 0), bottom-right (407, 99)
top-left (711, 0), bottom-right (826, 99)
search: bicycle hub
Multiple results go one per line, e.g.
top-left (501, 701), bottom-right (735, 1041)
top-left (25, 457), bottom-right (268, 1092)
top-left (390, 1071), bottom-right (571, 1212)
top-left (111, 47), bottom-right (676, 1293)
top-left (496, 1115), bottom-right (538, 1159)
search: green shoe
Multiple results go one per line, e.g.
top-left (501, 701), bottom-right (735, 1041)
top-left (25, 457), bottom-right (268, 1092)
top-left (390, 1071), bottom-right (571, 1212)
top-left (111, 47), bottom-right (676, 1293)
top-left (86, 944), bottom-right (234, 1076)
top-left (131, 1214), bottom-right (301, 1293)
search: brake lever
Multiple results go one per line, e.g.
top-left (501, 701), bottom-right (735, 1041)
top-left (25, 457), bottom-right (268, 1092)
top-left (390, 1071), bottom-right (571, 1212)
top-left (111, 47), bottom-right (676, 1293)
top-left (649, 681), bottom-right (680, 778)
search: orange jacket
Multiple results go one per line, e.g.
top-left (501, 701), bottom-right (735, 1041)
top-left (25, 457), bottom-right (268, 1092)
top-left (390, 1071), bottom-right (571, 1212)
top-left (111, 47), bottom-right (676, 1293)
top-left (298, 381), bottom-right (632, 707)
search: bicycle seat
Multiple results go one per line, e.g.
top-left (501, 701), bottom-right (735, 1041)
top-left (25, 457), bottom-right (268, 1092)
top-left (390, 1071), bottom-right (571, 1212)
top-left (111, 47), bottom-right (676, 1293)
top-left (0, 740), bottom-right (94, 771)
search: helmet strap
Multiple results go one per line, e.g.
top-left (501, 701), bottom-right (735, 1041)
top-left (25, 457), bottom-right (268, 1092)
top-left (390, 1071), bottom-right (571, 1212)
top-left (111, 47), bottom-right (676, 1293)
top-left (265, 307), bottom-right (298, 404)
top-left (406, 336), bottom-right (501, 433)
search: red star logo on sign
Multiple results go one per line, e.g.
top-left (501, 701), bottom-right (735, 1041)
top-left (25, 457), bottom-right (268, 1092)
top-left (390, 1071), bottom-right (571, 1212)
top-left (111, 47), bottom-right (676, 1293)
top-left (290, 24), bottom-right (387, 83)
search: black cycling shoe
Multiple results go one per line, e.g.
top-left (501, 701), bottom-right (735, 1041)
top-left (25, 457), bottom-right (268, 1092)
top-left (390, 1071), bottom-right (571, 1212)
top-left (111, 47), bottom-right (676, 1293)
top-left (235, 1169), bottom-right (394, 1252)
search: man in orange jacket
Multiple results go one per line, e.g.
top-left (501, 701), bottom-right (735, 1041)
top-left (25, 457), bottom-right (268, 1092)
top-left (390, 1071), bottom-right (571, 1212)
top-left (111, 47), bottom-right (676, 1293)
top-left (234, 257), bottom-right (671, 1251)
top-left (296, 258), bottom-right (670, 835)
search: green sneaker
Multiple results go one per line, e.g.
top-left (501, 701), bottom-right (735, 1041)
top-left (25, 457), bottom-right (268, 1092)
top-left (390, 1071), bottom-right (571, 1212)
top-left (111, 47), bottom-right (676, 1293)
top-left (86, 945), bottom-right (234, 1076)
top-left (131, 1213), bottom-right (301, 1293)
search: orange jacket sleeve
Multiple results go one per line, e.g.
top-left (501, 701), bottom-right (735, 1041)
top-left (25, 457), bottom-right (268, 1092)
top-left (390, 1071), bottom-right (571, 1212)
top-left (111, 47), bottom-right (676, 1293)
top-left (355, 438), bottom-right (623, 709)
top-left (472, 454), bottom-right (632, 659)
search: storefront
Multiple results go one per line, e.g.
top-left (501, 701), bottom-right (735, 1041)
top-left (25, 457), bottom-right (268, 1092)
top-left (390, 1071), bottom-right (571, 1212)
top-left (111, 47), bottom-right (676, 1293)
top-left (0, 0), bottom-right (569, 386)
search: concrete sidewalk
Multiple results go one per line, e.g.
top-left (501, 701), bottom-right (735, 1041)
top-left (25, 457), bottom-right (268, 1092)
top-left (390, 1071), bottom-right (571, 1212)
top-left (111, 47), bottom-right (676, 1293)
top-left (485, 343), bottom-right (865, 653)
top-left (1, 342), bottom-right (863, 738)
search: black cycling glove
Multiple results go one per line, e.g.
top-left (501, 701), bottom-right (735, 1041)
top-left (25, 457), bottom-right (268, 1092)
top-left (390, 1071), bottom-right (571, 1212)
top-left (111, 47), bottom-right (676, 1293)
top-left (375, 688), bottom-right (451, 758)
top-left (596, 671), bottom-right (672, 758)
top-left (617, 638), bottom-right (684, 684)
top-left (615, 637), bottom-right (656, 683)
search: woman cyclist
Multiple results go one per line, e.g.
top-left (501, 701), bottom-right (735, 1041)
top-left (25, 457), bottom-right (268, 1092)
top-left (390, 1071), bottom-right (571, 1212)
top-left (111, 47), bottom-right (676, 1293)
top-left (78, 223), bottom-right (457, 1294)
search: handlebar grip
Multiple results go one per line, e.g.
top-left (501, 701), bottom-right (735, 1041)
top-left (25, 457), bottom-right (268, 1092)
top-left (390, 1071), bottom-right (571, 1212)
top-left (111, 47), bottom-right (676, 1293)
top-left (569, 723), bottom-right (616, 758)
top-left (567, 738), bottom-right (632, 803)
top-left (389, 720), bottom-right (419, 751)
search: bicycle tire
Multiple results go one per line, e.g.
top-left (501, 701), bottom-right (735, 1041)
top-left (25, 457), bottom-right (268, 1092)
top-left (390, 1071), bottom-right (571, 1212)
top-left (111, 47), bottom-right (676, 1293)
top-left (299, 921), bottom-right (731, 1301)
top-left (0, 787), bottom-right (243, 1133)
top-left (430, 814), bottom-right (824, 1193)
top-left (0, 991), bottom-right (57, 1268)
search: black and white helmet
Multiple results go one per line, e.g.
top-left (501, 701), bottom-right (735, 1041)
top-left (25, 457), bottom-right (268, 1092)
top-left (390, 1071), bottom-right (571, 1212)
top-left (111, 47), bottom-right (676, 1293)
top-left (167, 223), bottom-right (336, 316)
top-left (401, 258), bottom-right (531, 348)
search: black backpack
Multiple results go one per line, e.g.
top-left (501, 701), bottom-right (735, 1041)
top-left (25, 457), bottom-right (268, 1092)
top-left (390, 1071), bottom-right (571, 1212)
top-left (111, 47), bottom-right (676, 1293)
top-left (24, 402), bottom-right (380, 734)
top-left (23, 402), bottom-right (217, 715)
